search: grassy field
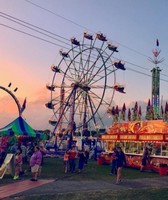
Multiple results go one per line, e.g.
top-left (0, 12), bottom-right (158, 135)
top-left (1, 157), bottom-right (167, 200)
top-left (0, 157), bottom-right (160, 184)
top-left (15, 188), bottom-right (168, 200)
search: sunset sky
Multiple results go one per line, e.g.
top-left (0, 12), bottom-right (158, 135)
top-left (1, 0), bottom-right (168, 131)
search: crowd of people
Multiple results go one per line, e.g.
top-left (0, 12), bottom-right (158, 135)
top-left (10, 142), bottom-right (46, 181)
top-left (1, 139), bottom-right (152, 185)
top-left (63, 146), bottom-right (90, 174)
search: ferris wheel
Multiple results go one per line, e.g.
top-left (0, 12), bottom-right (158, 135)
top-left (46, 32), bottom-right (125, 136)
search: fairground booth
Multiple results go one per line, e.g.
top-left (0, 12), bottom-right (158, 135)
top-left (100, 120), bottom-right (168, 175)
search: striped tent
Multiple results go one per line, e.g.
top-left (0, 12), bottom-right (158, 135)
top-left (0, 116), bottom-right (45, 139)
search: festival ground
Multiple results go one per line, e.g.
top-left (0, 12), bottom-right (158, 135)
top-left (0, 175), bottom-right (168, 199)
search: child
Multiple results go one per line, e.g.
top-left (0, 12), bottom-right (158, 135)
top-left (13, 148), bottom-right (22, 180)
top-left (63, 150), bottom-right (69, 173)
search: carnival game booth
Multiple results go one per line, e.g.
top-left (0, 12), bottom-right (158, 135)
top-left (100, 120), bottom-right (168, 175)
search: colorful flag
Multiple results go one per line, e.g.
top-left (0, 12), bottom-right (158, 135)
top-left (147, 99), bottom-right (151, 111)
top-left (115, 105), bottom-right (119, 115)
top-left (21, 98), bottom-right (26, 113)
top-left (120, 103), bottom-right (126, 120)
top-left (161, 105), bottom-right (164, 118)
top-left (122, 103), bottom-right (126, 112)
top-left (138, 106), bottom-right (142, 116)
top-left (156, 39), bottom-right (159, 47)
top-left (128, 108), bottom-right (131, 121)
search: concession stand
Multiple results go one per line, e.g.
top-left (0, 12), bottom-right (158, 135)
top-left (100, 120), bottom-right (168, 175)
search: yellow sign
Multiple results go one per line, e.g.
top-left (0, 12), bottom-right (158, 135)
top-left (101, 135), bottom-right (118, 140)
top-left (119, 135), bottom-right (137, 140)
top-left (138, 135), bottom-right (163, 141)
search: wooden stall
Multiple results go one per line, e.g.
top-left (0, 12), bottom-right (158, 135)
top-left (100, 120), bottom-right (168, 175)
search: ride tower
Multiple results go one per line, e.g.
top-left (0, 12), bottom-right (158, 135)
top-left (149, 39), bottom-right (164, 119)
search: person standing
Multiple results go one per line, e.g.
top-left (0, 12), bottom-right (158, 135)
top-left (140, 147), bottom-right (149, 172)
top-left (68, 146), bottom-right (77, 173)
top-left (84, 149), bottom-right (90, 165)
top-left (110, 147), bottom-right (117, 175)
top-left (13, 148), bottom-right (22, 180)
top-left (115, 146), bottom-right (126, 184)
top-left (29, 146), bottom-right (42, 181)
top-left (63, 150), bottom-right (69, 173)
top-left (78, 148), bottom-right (86, 173)
top-left (21, 143), bottom-right (27, 164)
top-left (38, 143), bottom-right (46, 177)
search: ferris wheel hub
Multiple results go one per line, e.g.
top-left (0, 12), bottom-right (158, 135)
top-left (71, 82), bottom-right (91, 92)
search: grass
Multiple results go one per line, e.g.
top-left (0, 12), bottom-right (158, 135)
top-left (0, 157), bottom-right (160, 184)
top-left (14, 188), bottom-right (168, 200)
top-left (1, 157), bottom-right (167, 200)
top-left (0, 158), bottom-right (160, 185)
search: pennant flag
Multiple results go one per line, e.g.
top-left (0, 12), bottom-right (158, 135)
top-left (161, 105), bottom-right (164, 118)
top-left (111, 106), bottom-right (115, 115)
top-left (156, 39), bottom-right (159, 47)
top-left (138, 106), bottom-right (142, 120)
top-left (128, 108), bottom-right (131, 121)
top-left (147, 99), bottom-right (151, 111)
top-left (120, 103), bottom-right (126, 121)
top-left (115, 105), bottom-right (119, 115)
top-left (122, 103), bottom-right (126, 112)
top-left (21, 98), bottom-right (26, 113)
top-left (138, 106), bottom-right (142, 116)
top-left (134, 101), bottom-right (138, 112)
top-left (165, 102), bottom-right (168, 113)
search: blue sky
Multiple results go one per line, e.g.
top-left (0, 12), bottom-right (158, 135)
top-left (0, 0), bottom-right (168, 130)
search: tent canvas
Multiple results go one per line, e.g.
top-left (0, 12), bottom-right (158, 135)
top-left (0, 116), bottom-right (44, 139)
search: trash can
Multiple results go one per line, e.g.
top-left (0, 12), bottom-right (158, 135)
top-left (159, 164), bottom-right (168, 176)
top-left (97, 156), bottom-right (104, 165)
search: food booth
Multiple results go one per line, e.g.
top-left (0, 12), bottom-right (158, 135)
top-left (100, 120), bottom-right (168, 175)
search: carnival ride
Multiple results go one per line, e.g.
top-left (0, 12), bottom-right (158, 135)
top-left (46, 32), bottom-right (126, 144)
top-left (0, 83), bottom-right (22, 118)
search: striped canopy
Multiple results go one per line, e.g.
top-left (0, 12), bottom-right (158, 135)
top-left (0, 116), bottom-right (45, 139)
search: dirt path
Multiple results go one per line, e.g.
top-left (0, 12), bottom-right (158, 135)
top-left (2, 176), bottom-right (168, 199)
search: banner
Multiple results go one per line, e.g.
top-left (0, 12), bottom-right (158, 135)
top-left (0, 154), bottom-right (15, 179)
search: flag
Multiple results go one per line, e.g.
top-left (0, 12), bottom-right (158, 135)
top-left (138, 106), bottom-right (142, 116)
top-left (138, 106), bottom-right (142, 120)
top-left (156, 39), bottom-right (159, 47)
top-left (128, 108), bottom-right (131, 121)
top-left (134, 101), bottom-right (138, 112)
top-left (164, 102), bottom-right (168, 121)
top-left (111, 106), bottom-right (115, 115)
top-left (122, 103), bottom-right (126, 112)
top-left (21, 98), bottom-right (26, 113)
top-left (120, 103), bottom-right (126, 120)
top-left (115, 105), bottom-right (119, 115)
top-left (147, 99), bottom-right (151, 111)
top-left (161, 105), bottom-right (164, 118)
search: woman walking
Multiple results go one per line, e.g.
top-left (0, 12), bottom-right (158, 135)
top-left (115, 146), bottom-right (126, 184)
top-left (78, 148), bottom-right (86, 173)
top-left (140, 147), bottom-right (149, 172)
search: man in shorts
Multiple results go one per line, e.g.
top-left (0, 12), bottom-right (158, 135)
top-left (29, 146), bottom-right (42, 181)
